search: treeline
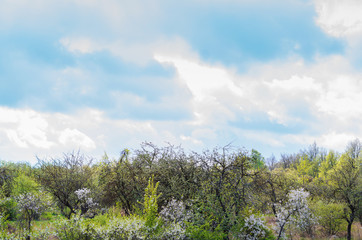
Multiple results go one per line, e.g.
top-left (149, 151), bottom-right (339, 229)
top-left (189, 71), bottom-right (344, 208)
top-left (0, 141), bottom-right (361, 239)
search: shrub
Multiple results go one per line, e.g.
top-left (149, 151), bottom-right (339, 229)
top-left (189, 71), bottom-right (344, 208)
top-left (0, 196), bottom-right (17, 221)
top-left (55, 213), bottom-right (94, 240)
top-left (313, 201), bottom-right (345, 236)
top-left (186, 218), bottom-right (226, 240)
top-left (234, 215), bottom-right (275, 240)
top-left (160, 198), bottom-right (191, 226)
top-left (229, 208), bottom-right (275, 240)
top-left (142, 176), bottom-right (162, 229)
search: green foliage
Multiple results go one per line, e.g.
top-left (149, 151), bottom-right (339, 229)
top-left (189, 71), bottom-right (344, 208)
top-left (186, 218), bottom-right (226, 240)
top-left (251, 149), bottom-right (266, 170)
top-left (319, 150), bottom-right (338, 180)
top-left (0, 195), bottom-right (17, 221)
top-left (313, 200), bottom-right (345, 235)
top-left (55, 213), bottom-right (94, 240)
top-left (325, 140), bottom-right (362, 240)
top-left (12, 173), bottom-right (39, 196)
top-left (296, 155), bottom-right (313, 184)
top-left (0, 212), bottom-right (10, 239)
top-left (142, 175), bottom-right (162, 229)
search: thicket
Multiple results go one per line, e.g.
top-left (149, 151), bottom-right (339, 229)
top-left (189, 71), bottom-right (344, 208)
top-left (0, 140), bottom-right (361, 240)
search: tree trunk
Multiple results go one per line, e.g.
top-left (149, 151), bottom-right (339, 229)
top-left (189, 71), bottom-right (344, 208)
top-left (347, 221), bottom-right (352, 240)
top-left (346, 208), bottom-right (355, 240)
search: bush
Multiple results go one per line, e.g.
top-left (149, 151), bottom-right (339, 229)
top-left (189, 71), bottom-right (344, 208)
top-left (229, 208), bottom-right (275, 240)
top-left (55, 213), bottom-right (94, 240)
top-left (186, 219), bottom-right (226, 240)
top-left (313, 201), bottom-right (345, 236)
top-left (0, 197), bottom-right (17, 221)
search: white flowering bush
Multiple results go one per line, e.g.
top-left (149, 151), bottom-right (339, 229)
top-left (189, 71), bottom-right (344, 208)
top-left (160, 198), bottom-right (191, 225)
top-left (55, 212), bottom-right (94, 240)
top-left (94, 216), bottom-right (148, 239)
top-left (160, 222), bottom-right (187, 239)
top-left (229, 208), bottom-right (274, 240)
top-left (75, 188), bottom-right (98, 217)
top-left (238, 214), bottom-right (273, 240)
top-left (55, 214), bottom-right (189, 240)
top-left (273, 188), bottom-right (316, 239)
top-left (16, 191), bottom-right (51, 237)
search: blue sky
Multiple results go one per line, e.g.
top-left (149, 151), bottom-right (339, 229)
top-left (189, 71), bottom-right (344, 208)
top-left (1, 0), bottom-right (362, 163)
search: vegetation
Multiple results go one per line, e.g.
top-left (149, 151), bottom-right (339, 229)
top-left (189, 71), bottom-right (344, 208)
top-left (0, 140), bottom-right (361, 239)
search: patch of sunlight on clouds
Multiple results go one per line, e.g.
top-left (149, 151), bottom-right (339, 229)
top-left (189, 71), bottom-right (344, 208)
top-left (154, 54), bottom-right (244, 125)
top-left (0, 107), bottom-right (54, 149)
top-left (266, 75), bottom-right (322, 92)
top-left (315, 77), bottom-right (362, 119)
top-left (59, 128), bottom-right (96, 149)
top-left (180, 135), bottom-right (203, 146)
top-left (318, 132), bottom-right (357, 151)
top-left (154, 55), bottom-right (243, 101)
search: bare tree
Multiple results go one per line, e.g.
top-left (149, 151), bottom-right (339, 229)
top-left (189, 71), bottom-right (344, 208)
top-left (35, 151), bottom-right (94, 219)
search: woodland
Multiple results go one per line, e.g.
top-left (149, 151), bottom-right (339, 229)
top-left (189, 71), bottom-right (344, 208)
top-left (0, 140), bottom-right (361, 240)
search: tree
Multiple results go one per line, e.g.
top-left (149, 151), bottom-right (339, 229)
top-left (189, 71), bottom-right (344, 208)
top-left (261, 168), bottom-right (300, 217)
top-left (97, 149), bottom-right (146, 215)
top-left (274, 188), bottom-right (315, 240)
top-left (318, 150), bottom-right (338, 180)
top-left (16, 192), bottom-right (50, 240)
top-left (193, 146), bottom-right (263, 236)
top-left (0, 163), bottom-right (14, 197)
top-left (36, 151), bottom-right (94, 219)
top-left (328, 139), bottom-right (361, 240)
top-left (251, 149), bottom-right (265, 170)
top-left (296, 156), bottom-right (312, 185)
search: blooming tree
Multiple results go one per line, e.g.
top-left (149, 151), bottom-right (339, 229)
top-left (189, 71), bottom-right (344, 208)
top-left (274, 188), bottom-right (316, 240)
top-left (74, 188), bottom-right (98, 217)
top-left (16, 192), bottom-right (50, 239)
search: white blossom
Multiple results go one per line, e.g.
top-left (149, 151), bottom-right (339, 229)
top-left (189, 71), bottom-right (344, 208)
top-left (237, 213), bottom-right (270, 240)
top-left (159, 198), bottom-right (191, 226)
top-left (74, 188), bottom-right (98, 215)
top-left (273, 188), bottom-right (316, 239)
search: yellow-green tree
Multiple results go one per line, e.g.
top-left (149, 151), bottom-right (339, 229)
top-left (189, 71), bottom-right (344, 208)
top-left (328, 140), bottom-right (361, 240)
top-left (319, 150), bottom-right (338, 180)
top-left (297, 156), bottom-right (312, 185)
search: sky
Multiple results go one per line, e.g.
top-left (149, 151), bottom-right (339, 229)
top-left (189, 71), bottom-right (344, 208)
top-left (1, 0), bottom-right (362, 163)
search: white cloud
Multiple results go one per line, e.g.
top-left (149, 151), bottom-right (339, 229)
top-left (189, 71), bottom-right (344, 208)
top-left (0, 107), bottom-right (99, 162)
top-left (59, 128), bottom-right (96, 149)
top-left (154, 52), bottom-right (362, 152)
top-left (0, 108), bottom-right (54, 149)
top-left (318, 131), bottom-right (357, 151)
top-left (314, 0), bottom-right (362, 38)
top-left (155, 54), bottom-right (244, 125)
top-left (266, 75), bottom-right (322, 92)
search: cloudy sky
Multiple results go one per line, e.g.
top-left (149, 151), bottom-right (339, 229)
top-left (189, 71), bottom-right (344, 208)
top-left (1, 0), bottom-right (362, 163)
